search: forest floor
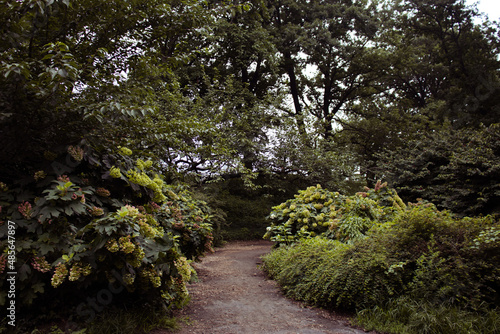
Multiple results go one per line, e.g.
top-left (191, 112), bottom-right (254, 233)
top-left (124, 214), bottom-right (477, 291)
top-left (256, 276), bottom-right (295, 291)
top-left (152, 240), bottom-right (373, 334)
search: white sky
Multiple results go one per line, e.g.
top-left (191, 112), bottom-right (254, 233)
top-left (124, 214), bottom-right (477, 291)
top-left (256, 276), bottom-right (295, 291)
top-left (467, 0), bottom-right (500, 21)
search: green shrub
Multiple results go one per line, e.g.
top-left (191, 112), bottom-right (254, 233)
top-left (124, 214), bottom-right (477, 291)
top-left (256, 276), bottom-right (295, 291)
top-left (0, 145), bottom-right (214, 328)
top-left (263, 237), bottom-right (406, 311)
top-left (378, 123), bottom-right (500, 217)
top-left (263, 186), bottom-right (500, 333)
top-left (373, 203), bottom-right (500, 310)
top-left (262, 238), bottom-right (350, 298)
top-left (264, 182), bottom-right (405, 245)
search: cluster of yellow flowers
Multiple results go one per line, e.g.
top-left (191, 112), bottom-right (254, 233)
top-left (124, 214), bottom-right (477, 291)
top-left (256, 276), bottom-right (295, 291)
top-left (174, 256), bottom-right (194, 282)
top-left (118, 204), bottom-right (140, 217)
top-left (148, 175), bottom-right (167, 203)
top-left (51, 263), bottom-right (68, 287)
top-left (138, 217), bottom-right (163, 238)
top-left (106, 239), bottom-right (120, 252)
top-left (136, 158), bottom-right (153, 171)
top-left (170, 276), bottom-right (189, 302)
top-left (126, 169), bottom-right (151, 187)
top-left (68, 262), bottom-right (92, 281)
top-left (109, 166), bottom-right (122, 178)
top-left (128, 247), bottom-right (145, 268)
top-left (118, 236), bottom-right (136, 254)
top-left (118, 146), bottom-right (133, 156)
top-left (140, 267), bottom-right (162, 288)
top-left (125, 167), bottom-right (166, 203)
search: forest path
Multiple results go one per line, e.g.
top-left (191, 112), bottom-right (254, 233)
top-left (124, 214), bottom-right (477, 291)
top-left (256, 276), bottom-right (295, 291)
top-left (153, 240), bottom-right (370, 334)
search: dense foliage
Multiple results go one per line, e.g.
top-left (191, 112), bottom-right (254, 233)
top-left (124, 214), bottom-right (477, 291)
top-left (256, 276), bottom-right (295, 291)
top-left (0, 146), bottom-right (214, 330)
top-left (377, 123), bottom-right (500, 216)
top-left (0, 1), bottom-right (223, 330)
top-left (263, 185), bottom-right (500, 333)
top-left (1, 0), bottom-right (500, 331)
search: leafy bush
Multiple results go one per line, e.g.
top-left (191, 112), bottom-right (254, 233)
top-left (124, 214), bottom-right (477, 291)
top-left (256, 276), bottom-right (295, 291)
top-left (263, 182), bottom-right (405, 244)
top-left (0, 145), bottom-right (214, 328)
top-left (377, 123), bottom-right (500, 216)
top-left (263, 184), bottom-right (499, 331)
top-left (373, 203), bottom-right (500, 310)
top-left (262, 237), bottom-right (407, 311)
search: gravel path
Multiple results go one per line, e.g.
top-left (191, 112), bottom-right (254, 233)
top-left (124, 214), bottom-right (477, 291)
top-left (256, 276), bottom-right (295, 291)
top-left (155, 240), bottom-right (370, 334)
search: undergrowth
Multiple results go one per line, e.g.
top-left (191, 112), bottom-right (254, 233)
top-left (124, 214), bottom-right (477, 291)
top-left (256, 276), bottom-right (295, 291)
top-left (85, 306), bottom-right (179, 334)
top-left (356, 297), bottom-right (500, 334)
top-left (262, 183), bottom-right (500, 333)
top-left (4, 306), bottom-right (180, 334)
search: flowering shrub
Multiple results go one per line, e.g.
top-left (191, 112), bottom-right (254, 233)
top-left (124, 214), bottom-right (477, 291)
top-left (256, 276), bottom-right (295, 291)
top-left (264, 182), bottom-right (405, 244)
top-left (264, 200), bottom-right (499, 314)
top-left (0, 145), bottom-right (215, 321)
top-left (263, 184), bottom-right (499, 332)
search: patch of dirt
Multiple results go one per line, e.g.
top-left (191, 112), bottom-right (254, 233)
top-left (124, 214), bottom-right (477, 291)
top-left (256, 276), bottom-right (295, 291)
top-left (153, 241), bottom-right (372, 334)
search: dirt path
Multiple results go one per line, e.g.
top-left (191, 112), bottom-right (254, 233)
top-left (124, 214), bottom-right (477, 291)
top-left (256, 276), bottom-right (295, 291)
top-left (155, 240), bottom-right (370, 334)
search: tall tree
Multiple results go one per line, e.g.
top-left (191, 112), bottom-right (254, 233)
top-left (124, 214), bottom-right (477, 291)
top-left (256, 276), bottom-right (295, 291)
top-left (267, 0), bottom-right (382, 140)
top-left (383, 0), bottom-right (500, 127)
top-left (0, 0), bottom-right (247, 182)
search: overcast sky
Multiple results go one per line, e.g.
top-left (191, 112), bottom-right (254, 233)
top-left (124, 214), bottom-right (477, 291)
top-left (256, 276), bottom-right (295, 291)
top-left (467, 0), bottom-right (500, 21)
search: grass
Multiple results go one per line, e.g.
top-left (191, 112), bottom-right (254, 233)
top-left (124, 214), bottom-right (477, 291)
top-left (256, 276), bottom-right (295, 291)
top-left (85, 306), bottom-right (179, 334)
top-left (1, 305), bottom-right (180, 334)
top-left (355, 296), bottom-right (500, 334)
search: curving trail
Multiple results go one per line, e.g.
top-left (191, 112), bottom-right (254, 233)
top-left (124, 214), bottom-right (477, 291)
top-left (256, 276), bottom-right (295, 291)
top-left (154, 241), bottom-right (371, 334)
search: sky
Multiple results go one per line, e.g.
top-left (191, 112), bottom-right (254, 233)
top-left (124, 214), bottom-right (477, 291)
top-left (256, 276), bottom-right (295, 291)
top-left (467, 0), bottom-right (500, 21)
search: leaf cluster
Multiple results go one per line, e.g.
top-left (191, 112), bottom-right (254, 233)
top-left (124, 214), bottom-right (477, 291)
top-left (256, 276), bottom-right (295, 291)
top-left (377, 123), bottom-right (500, 216)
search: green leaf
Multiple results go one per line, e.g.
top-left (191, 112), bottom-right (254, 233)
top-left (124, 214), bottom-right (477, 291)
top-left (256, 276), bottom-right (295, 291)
top-left (19, 264), bottom-right (32, 281)
top-left (39, 243), bottom-right (55, 256)
top-left (33, 282), bottom-right (45, 294)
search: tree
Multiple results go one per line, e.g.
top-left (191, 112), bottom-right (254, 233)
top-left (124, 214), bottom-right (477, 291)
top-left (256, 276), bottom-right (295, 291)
top-left (376, 123), bottom-right (500, 216)
top-left (335, 0), bottom-right (500, 189)
top-left (382, 0), bottom-right (500, 127)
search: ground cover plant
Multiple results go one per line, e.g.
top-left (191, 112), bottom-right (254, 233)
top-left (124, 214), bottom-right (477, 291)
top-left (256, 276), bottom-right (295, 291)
top-left (263, 183), bottom-right (500, 333)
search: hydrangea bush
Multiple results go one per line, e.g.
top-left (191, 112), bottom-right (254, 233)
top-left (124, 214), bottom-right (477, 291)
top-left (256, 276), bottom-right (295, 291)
top-left (0, 144), bottom-right (214, 321)
top-left (264, 182), bottom-right (406, 244)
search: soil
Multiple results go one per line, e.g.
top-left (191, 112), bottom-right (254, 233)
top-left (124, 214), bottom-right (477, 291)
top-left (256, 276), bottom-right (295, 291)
top-left (153, 240), bottom-right (372, 334)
